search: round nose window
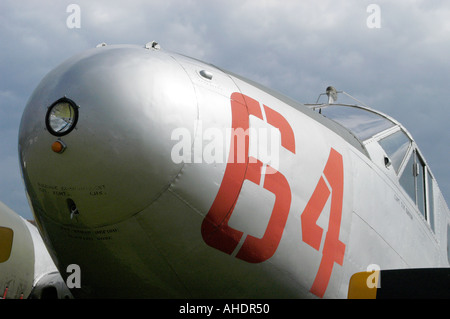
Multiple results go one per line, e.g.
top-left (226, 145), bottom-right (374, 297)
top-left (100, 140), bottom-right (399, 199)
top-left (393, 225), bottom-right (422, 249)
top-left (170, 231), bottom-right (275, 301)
top-left (45, 98), bottom-right (79, 136)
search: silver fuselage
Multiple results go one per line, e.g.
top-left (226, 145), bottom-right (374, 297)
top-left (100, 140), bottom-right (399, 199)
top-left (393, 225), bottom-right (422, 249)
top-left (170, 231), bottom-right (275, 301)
top-left (18, 45), bottom-right (450, 298)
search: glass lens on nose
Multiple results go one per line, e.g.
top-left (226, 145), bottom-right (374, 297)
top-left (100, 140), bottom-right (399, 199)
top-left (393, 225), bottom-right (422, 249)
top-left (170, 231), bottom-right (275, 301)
top-left (49, 103), bottom-right (74, 132)
top-left (46, 98), bottom-right (79, 136)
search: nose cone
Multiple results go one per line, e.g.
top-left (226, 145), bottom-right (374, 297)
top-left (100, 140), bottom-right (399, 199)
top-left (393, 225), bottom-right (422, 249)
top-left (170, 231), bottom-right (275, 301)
top-left (19, 45), bottom-right (197, 227)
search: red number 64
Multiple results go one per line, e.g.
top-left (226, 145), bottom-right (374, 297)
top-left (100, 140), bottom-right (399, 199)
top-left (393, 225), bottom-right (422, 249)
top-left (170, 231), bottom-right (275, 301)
top-left (201, 92), bottom-right (295, 263)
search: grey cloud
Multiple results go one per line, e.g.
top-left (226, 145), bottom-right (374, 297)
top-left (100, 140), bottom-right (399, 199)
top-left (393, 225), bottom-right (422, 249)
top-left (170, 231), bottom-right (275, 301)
top-left (0, 0), bottom-right (448, 219)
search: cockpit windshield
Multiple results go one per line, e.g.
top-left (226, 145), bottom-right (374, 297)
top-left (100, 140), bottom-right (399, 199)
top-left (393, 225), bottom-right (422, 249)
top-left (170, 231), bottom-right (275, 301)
top-left (378, 129), bottom-right (411, 173)
top-left (318, 105), bottom-right (396, 141)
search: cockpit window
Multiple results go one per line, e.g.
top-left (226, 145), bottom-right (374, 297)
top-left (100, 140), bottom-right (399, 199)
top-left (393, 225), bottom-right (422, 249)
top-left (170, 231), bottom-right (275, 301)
top-left (399, 150), bottom-right (434, 224)
top-left (378, 130), bottom-right (411, 173)
top-left (399, 154), bottom-right (416, 202)
top-left (319, 105), bottom-right (395, 141)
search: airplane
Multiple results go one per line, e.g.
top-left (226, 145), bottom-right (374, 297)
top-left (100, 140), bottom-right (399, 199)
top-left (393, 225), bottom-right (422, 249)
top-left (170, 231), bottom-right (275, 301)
top-left (0, 200), bottom-right (72, 299)
top-left (16, 42), bottom-right (449, 298)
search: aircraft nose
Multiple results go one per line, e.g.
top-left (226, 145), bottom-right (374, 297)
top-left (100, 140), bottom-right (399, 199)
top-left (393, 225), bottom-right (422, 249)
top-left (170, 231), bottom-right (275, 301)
top-left (19, 45), bottom-right (198, 227)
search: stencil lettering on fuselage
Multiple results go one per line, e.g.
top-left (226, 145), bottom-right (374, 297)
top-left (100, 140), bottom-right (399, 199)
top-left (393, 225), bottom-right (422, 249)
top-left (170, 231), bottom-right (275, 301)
top-left (201, 92), bottom-right (294, 263)
top-left (301, 148), bottom-right (345, 298)
top-left (201, 92), bottom-right (345, 297)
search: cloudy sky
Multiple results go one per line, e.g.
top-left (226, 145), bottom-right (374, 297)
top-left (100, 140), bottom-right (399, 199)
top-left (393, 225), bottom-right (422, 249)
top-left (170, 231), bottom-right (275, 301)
top-left (0, 0), bottom-right (449, 220)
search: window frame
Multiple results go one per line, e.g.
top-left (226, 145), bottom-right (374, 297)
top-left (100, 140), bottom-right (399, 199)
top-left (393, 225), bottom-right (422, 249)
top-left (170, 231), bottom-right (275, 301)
top-left (317, 104), bottom-right (396, 141)
top-left (398, 147), bottom-right (435, 232)
top-left (376, 127), bottom-right (413, 174)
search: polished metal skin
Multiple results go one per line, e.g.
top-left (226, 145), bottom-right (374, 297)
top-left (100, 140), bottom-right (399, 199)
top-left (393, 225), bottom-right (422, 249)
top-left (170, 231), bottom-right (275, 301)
top-left (19, 44), bottom-right (450, 298)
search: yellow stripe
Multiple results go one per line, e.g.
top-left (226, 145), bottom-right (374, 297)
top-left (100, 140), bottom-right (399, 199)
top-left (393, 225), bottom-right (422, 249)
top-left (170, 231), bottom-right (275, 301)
top-left (347, 271), bottom-right (379, 299)
top-left (0, 227), bottom-right (14, 263)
